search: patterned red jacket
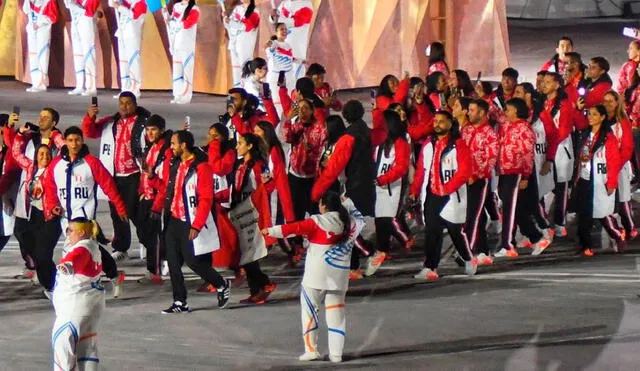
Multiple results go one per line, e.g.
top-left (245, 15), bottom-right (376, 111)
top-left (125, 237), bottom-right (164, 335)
top-left (498, 119), bottom-right (535, 179)
top-left (461, 120), bottom-right (499, 181)
top-left (282, 116), bottom-right (326, 178)
top-left (618, 60), bottom-right (638, 96)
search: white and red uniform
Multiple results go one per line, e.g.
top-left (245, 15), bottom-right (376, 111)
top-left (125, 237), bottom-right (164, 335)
top-left (618, 60), bottom-right (638, 96)
top-left (65, 0), bottom-right (99, 92)
top-left (43, 145), bottom-right (128, 223)
top-left (540, 97), bottom-right (574, 183)
top-left (266, 39), bottom-right (296, 118)
top-left (541, 56), bottom-right (567, 75)
top-left (168, 2), bottom-right (200, 104)
top-left (267, 198), bottom-right (364, 359)
top-left (225, 3), bottom-right (260, 87)
top-left (264, 146), bottom-right (295, 224)
top-left (52, 238), bottom-right (105, 371)
top-left (374, 138), bottom-right (410, 218)
top-left (110, 0), bottom-right (147, 96)
top-left (271, 0), bottom-right (313, 79)
top-left (23, 0), bottom-right (58, 90)
top-left (427, 61), bottom-right (449, 77)
top-left (611, 118), bottom-right (635, 234)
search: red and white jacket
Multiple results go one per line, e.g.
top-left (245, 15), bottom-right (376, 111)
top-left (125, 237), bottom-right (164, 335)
top-left (428, 61), bottom-right (449, 77)
top-left (282, 113), bottom-right (327, 179)
top-left (276, 0), bottom-right (313, 28)
top-left (64, 0), bottom-right (99, 18)
top-left (582, 74), bottom-right (613, 109)
top-left (461, 120), bottom-right (499, 181)
top-left (168, 2), bottom-right (199, 53)
top-left (618, 60), bottom-right (639, 96)
top-left (265, 146), bottom-right (295, 223)
top-left (43, 145), bottom-right (127, 221)
top-left (539, 97), bottom-right (573, 161)
top-left (374, 138), bottom-right (410, 218)
top-left (315, 82), bottom-right (343, 115)
top-left (138, 133), bottom-right (172, 201)
top-left (407, 103), bottom-right (435, 143)
top-left (228, 98), bottom-right (279, 141)
top-left (541, 56), bottom-right (567, 75)
top-left (228, 3), bottom-right (260, 33)
top-left (497, 119), bottom-right (535, 179)
top-left (611, 117), bottom-right (635, 164)
top-left (23, 0), bottom-right (58, 27)
top-left (208, 140), bottom-right (236, 208)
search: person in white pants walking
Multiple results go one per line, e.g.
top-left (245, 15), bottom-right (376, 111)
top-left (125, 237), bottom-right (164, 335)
top-left (164, 0), bottom-right (200, 104)
top-left (264, 193), bottom-right (364, 363)
top-left (110, 0), bottom-right (147, 98)
top-left (23, 0), bottom-right (59, 93)
top-left (270, 0), bottom-right (313, 81)
top-left (51, 218), bottom-right (106, 371)
top-left (65, 0), bottom-right (99, 97)
top-left (223, 0), bottom-right (259, 87)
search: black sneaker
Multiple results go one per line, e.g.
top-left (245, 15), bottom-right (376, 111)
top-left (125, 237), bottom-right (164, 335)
top-left (161, 301), bottom-right (190, 314)
top-left (217, 279), bottom-right (231, 309)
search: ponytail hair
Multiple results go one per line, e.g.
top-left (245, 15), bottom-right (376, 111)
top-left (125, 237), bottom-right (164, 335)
top-left (320, 191), bottom-right (351, 244)
top-left (244, 0), bottom-right (255, 18)
top-left (69, 217), bottom-right (102, 240)
top-left (241, 57), bottom-right (267, 79)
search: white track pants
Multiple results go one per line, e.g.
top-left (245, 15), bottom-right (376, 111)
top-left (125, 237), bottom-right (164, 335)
top-left (172, 47), bottom-right (195, 103)
top-left (52, 305), bottom-right (103, 371)
top-left (70, 17), bottom-right (97, 91)
top-left (300, 285), bottom-right (346, 357)
top-left (26, 24), bottom-right (52, 89)
top-left (116, 23), bottom-right (144, 95)
top-left (229, 31), bottom-right (257, 87)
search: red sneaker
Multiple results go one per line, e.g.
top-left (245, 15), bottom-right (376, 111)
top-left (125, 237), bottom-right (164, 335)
top-left (582, 248), bottom-right (595, 257)
top-left (405, 238), bottom-right (416, 250)
top-left (197, 283), bottom-right (217, 293)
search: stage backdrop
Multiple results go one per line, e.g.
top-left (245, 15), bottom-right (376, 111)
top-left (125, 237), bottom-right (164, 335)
top-left (6, 0), bottom-right (510, 94)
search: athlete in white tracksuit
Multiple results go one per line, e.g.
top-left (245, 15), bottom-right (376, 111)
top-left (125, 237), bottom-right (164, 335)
top-left (265, 195), bottom-right (364, 363)
top-left (110, 0), bottom-right (147, 98)
top-left (52, 219), bottom-right (105, 371)
top-left (65, 0), bottom-right (99, 96)
top-left (270, 0), bottom-right (313, 80)
top-left (224, 0), bottom-right (260, 87)
top-left (265, 23), bottom-right (296, 119)
top-left (23, 0), bottom-right (58, 93)
top-left (165, 0), bottom-right (200, 104)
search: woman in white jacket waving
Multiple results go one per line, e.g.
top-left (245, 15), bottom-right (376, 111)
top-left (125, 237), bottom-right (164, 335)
top-left (165, 0), bottom-right (200, 104)
top-left (263, 191), bottom-right (364, 363)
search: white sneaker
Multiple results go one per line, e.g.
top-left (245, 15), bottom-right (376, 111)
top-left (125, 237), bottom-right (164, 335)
top-left (542, 228), bottom-right (554, 241)
top-left (111, 251), bottom-right (129, 263)
top-left (364, 251), bottom-right (386, 276)
top-left (68, 88), bottom-right (84, 96)
top-left (26, 86), bottom-right (46, 93)
top-left (531, 237), bottom-right (551, 256)
top-left (82, 89), bottom-right (97, 97)
top-left (487, 220), bottom-right (502, 235)
top-left (553, 225), bottom-right (568, 237)
top-left (43, 289), bottom-right (53, 301)
top-left (175, 98), bottom-right (190, 105)
top-left (476, 253), bottom-right (494, 265)
top-left (139, 244), bottom-right (146, 260)
top-left (170, 98), bottom-right (178, 104)
top-left (494, 248), bottom-right (510, 257)
top-left (464, 259), bottom-right (478, 276)
top-left (329, 355), bottom-right (342, 363)
top-left (299, 352), bottom-right (320, 361)
top-left (161, 260), bottom-right (170, 277)
top-left (414, 267), bottom-right (439, 280)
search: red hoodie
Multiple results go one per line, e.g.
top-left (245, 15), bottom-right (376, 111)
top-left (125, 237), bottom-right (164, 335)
top-left (497, 119), bottom-right (535, 179)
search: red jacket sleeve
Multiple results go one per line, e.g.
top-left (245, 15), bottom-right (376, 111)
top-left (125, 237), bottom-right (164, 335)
top-left (584, 82), bottom-right (613, 109)
top-left (11, 133), bottom-right (32, 170)
top-left (410, 142), bottom-right (427, 197)
top-left (43, 157), bottom-right (62, 215)
top-left (86, 156), bottom-right (127, 216)
top-left (604, 133), bottom-right (622, 190)
top-left (408, 103), bottom-right (434, 142)
top-left (619, 118), bottom-right (635, 163)
top-left (270, 148), bottom-right (296, 222)
top-left (377, 139), bottom-right (410, 186)
top-left (540, 110), bottom-right (560, 161)
top-left (208, 141), bottom-right (236, 176)
top-left (371, 108), bottom-right (387, 147)
top-left (182, 7), bottom-right (199, 29)
top-left (573, 108), bottom-right (589, 131)
top-left (43, 0), bottom-right (58, 23)
top-left (131, 0), bottom-right (147, 20)
top-left (521, 125), bottom-right (536, 179)
top-left (83, 0), bottom-right (99, 17)
top-left (311, 135), bottom-right (354, 201)
top-left (81, 114), bottom-right (110, 139)
top-left (191, 162), bottom-right (214, 231)
top-left (152, 156), bottom-right (172, 212)
top-left (279, 87), bottom-right (293, 117)
top-left (60, 246), bottom-right (91, 267)
top-left (540, 60), bottom-right (553, 72)
top-left (394, 79), bottom-right (410, 106)
top-left (292, 6), bottom-right (313, 27)
top-left (442, 139), bottom-right (472, 195)
top-left (3, 126), bottom-right (16, 149)
top-left (263, 97), bottom-right (280, 126)
top-left (278, 218), bottom-right (318, 238)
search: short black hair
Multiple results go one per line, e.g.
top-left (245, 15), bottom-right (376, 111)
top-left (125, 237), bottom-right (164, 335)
top-left (470, 98), bottom-right (489, 114)
top-left (119, 91), bottom-right (137, 106)
top-left (306, 63), bottom-right (326, 76)
top-left (42, 107), bottom-right (59, 124)
top-left (506, 98), bottom-right (529, 119)
top-left (435, 110), bottom-right (454, 123)
top-left (145, 114), bottom-right (166, 130)
top-left (173, 130), bottom-right (195, 151)
top-left (565, 51), bottom-right (582, 63)
top-left (342, 100), bottom-right (364, 123)
top-left (558, 36), bottom-right (574, 47)
top-left (590, 56), bottom-right (610, 73)
top-left (0, 114), bottom-right (8, 128)
top-left (502, 67), bottom-right (519, 81)
top-left (64, 126), bottom-right (84, 138)
top-left (228, 88), bottom-right (247, 98)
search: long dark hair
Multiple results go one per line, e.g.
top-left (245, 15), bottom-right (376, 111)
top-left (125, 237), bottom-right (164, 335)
top-left (428, 42), bottom-right (449, 71)
top-left (182, 0), bottom-right (196, 20)
top-left (296, 77), bottom-right (325, 108)
top-left (588, 104), bottom-right (613, 150)
top-left (517, 82), bottom-right (543, 123)
top-left (325, 115), bottom-right (346, 146)
top-left (240, 133), bottom-right (266, 164)
top-left (452, 69), bottom-right (474, 97)
top-left (542, 72), bottom-right (568, 117)
top-left (382, 110), bottom-right (407, 156)
top-left (241, 57), bottom-right (266, 79)
top-left (211, 123), bottom-right (235, 154)
top-left (244, 0), bottom-right (255, 18)
top-left (378, 75), bottom-right (398, 98)
top-left (426, 72), bottom-right (445, 95)
top-left (256, 121), bottom-right (284, 160)
top-left (320, 191), bottom-right (351, 244)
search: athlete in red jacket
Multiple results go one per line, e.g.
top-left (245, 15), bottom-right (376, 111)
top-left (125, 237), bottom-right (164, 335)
top-left (375, 74), bottom-right (410, 111)
top-left (577, 57), bottom-right (613, 111)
